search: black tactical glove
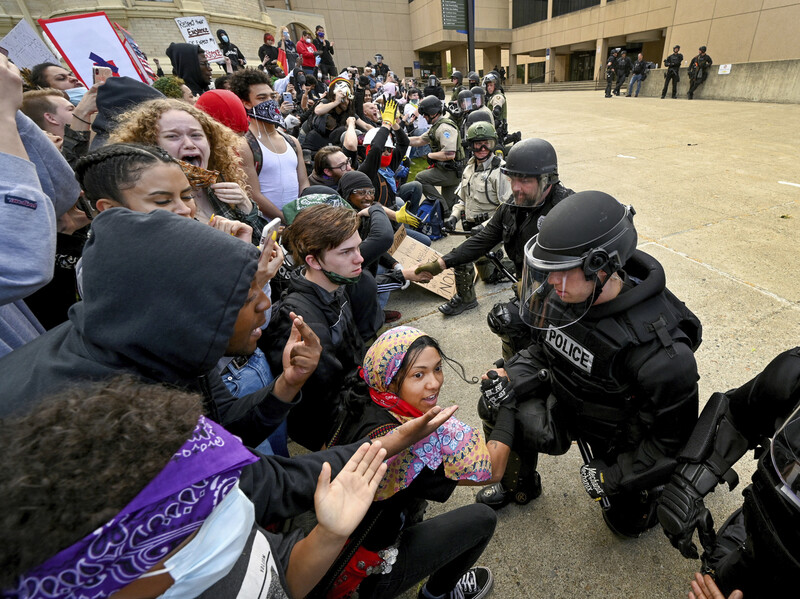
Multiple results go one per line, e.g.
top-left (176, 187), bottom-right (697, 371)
top-left (443, 214), bottom-right (458, 232)
top-left (579, 459), bottom-right (620, 499)
top-left (657, 468), bottom-right (717, 559)
top-left (480, 369), bottom-right (516, 410)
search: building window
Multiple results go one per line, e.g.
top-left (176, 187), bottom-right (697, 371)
top-left (513, 0), bottom-right (547, 27)
top-left (552, 0), bottom-right (601, 19)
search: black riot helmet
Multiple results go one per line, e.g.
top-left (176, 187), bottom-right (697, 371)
top-left (457, 88), bottom-right (473, 112)
top-left (743, 403), bottom-right (800, 582)
top-left (451, 70), bottom-right (463, 85)
top-left (465, 109), bottom-right (492, 128)
top-left (483, 72), bottom-right (499, 91)
top-left (470, 85), bottom-right (485, 108)
top-left (467, 71), bottom-right (480, 87)
top-left (427, 74), bottom-right (440, 88)
top-left (418, 95), bottom-right (444, 118)
top-left (519, 191), bottom-right (638, 329)
top-left (500, 138), bottom-right (559, 206)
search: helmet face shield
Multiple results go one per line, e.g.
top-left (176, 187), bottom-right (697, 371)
top-left (771, 403), bottom-right (800, 513)
top-left (459, 96), bottom-right (473, 111)
top-left (500, 172), bottom-right (547, 208)
top-left (519, 237), bottom-right (596, 329)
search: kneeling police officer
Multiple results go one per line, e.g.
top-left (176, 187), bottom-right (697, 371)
top-left (477, 191), bottom-right (702, 539)
top-left (415, 138), bottom-right (573, 354)
top-left (657, 347), bottom-right (800, 596)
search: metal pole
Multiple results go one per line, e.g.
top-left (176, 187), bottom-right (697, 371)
top-left (466, 0), bottom-right (475, 73)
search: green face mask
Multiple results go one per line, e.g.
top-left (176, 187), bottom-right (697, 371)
top-left (322, 268), bottom-right (361, 286)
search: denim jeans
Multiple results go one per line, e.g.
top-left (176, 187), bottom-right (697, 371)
top-left (627, 73), bottom-right (643, 96)
top-left (221, 348), bottom-right (289, 457)
top-left (358, 503), bottom-right (497, 598)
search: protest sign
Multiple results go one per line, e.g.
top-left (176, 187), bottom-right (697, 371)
top-left (38, 12), bottom-right (144, 86)
top-left (174, 16), bottom-right (224, 63)
top-left (390, 235), bottom-right (458, 300)
top-left (0, 19), bottom-right (59, 70)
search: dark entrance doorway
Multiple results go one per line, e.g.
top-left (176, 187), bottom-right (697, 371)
top-left (568, 51), bottom-right (595, 81)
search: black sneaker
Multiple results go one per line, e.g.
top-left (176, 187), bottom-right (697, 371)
top-left (448, 567), bottom-right (494, 599)
top-left (438, 294), bottom-right (478, 316)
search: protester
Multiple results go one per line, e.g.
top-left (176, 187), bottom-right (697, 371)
top-left (217, 28), bottom-right (247, 72)
top-left (166, 42), bottom-right (213, 96)
top-left (278, 26), bottom-right (299, 71)
top-left (313, 25), bottom-right (336, 81)
top-left (110, 98), bottom-right (265, 242)
top-left (259, 32), bottom-right (280, 67)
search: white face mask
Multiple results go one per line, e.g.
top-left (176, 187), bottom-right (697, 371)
top-left (139, 483), bottom-right (255, 597)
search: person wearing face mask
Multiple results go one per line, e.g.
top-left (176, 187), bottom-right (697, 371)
top-left (216, 29), bottom-right (246, 73)
top-left (373, 54), bottom-right (390, 79)
top-left (297, 30), bottom-right (318, 76)
top-left (277, 26), bottom-right (299, 71)
top-left (263, 204), bottom-right (368, 451)
top-left (0, 376), bottom-right (457, 598)
top-left (313, 25), bottom-right (336, 82)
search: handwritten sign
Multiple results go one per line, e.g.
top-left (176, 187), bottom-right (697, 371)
top-left (174, 16), bottom-right (224, 63)
top-left (391, 235), bottom-right (457, 299)
top-left (0, 19), bottom-right (59, 70)
top-left (388, 226), bottom-right (407, 255)
top-left (718, 64), bottom-right (731, 75)
top-left (38, 12), bottom-right (144, 87)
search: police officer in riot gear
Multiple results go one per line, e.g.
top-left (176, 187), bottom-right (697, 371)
top-left (438, 121), bottom-right (511, 316)
top-left (469, 86), bottom-right (494, 125)
top-left (662, 45), bottom-right (683, 99)
top-left (415, 139), bottom-right (573, 353)
top-left (467, 71), bottom-right (481, 89)
top-left (484, 73), bottom-right (507, 138)
top-left (423, 74), bottom-right (445, 100)
top-left (450, 70), bottom-right (466, 101)
top-left (657, 347), bottom-right (800, 596)
top-left (604, 48), bottom-right (620, 98)
top-left (476, 191), bottom-right (702, 539)
top-left (409, 95), bottom-right (464, 216)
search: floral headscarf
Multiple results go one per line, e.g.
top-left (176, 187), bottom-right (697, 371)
top-left (361, 326), bottom-right (491, 500)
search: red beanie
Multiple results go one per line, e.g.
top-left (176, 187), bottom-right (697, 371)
top-left (195, 89), bottom-right (249, 134)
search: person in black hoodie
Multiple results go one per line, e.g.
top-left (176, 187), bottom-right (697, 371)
top-left (216, 29), bottom-right (247, 73)
top-left (0, 208), bottom-right (322, 448)
top-left (263, 204), bottom-right (366, 451)
top-left (166, 42), bottom-right (213, 97)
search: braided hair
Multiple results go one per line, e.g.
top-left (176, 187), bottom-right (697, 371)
top-left (74, 143), bottom-right (178, 208)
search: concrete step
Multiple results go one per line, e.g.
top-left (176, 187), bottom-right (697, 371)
top-left (507, 80), bottom-right (614, 93)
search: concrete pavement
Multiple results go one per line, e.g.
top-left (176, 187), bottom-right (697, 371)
top-left (386, 91), bottom-right (800, 598)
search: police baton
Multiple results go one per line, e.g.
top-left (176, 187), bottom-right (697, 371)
top-left (577, 438), bottom-right (611, 510)
top-left (485, 250), bottom-right (518, 284)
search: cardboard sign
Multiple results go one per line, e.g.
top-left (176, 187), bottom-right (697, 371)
top-left (38, 12), bottom-right (144, 86)
top-left (388, 226), bottom-right (407, 255)
top-left (0, 19), bottom-right (59, 70)
top-left (174, 16), bottom-right (224, 63)
top-left (390, 235), bottom-right (456, 300)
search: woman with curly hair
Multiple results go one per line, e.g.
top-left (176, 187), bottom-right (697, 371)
top-left (110, 98), bottom-right (264, 243)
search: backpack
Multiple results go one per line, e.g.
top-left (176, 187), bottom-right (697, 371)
top-left (415, 198), bottom-right (445, 241)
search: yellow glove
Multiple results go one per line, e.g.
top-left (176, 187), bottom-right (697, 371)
top-left (415, 259), bottom-right (444, 277)
top-left (395, 203), bottom-right (421, 228)
top-left (381, 98), bottom-right (397, 123)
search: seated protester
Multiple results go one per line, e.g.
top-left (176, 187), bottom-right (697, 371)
top-left (358, 102), bottom-right (425, 238)
top-left (308, 144), bottom-right (352, 190)
top-left (0, 208), bottom-right (322, 451)
top-left (0, 376), bottom-right (416, 598)
top-left (262, 205), bottom-right (366, 451)
top-left (166, 42), bottom-right (213, 97)
top-left (76, 143), bottom-right (285, 455)
top-left (338, 171), bottom-right (432, 321)
top-left (110, 98), bottom-right (265, 244)
top-left (360, 101), bottom-right (382, 128)
top-left (305, 77), bottom-right (370, 153)
top-left (318, 326), bottom-right (502, 599)
top-left (229, 68), bottom-right (308, 219)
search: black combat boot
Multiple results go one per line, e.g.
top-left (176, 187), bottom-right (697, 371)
top-left (476, 452), bottom-right (542, 509)
top-left (438, 264), bottom-right (478, 316)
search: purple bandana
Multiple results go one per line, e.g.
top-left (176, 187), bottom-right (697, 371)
top-left (247, 99), bottom-right (286, 127)
top-left (9, 416), bottom-right (258, 599)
